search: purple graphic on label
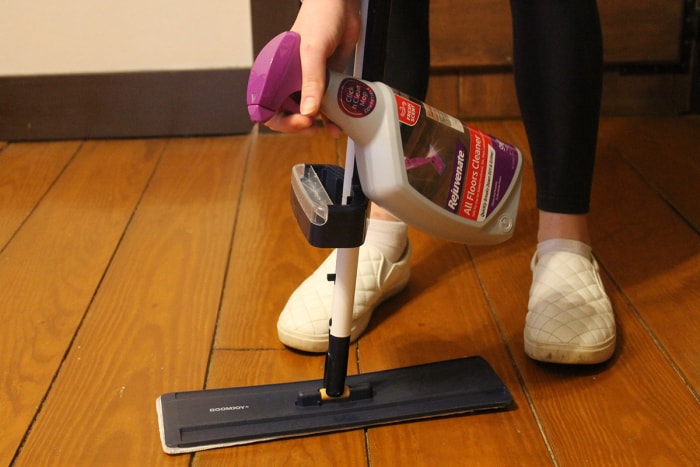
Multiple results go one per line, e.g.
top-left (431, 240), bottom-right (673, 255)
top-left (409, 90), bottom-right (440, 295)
top-left (338, 78), bottom-right (376, 118)
top-left (405, 145), bottom-right (446, 175)
top-left (487, 143), bottom-right (518, 215)
top-left (484, 140), bottom-right (518, 218)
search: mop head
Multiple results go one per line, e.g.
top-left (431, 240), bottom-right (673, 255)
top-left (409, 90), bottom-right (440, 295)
top-left (156, 356), bottom-right (512, 454)
top-left (155, 397), bottom-right (273, 454)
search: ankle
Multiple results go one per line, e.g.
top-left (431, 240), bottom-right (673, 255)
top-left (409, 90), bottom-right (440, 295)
top-left (369, 203), bottom-right (401, 222)
top-left (537, 211), bottom-right (592, 245)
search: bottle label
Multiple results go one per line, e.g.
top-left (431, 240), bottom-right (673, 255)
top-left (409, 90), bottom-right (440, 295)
top-left (337, 78), bottom-right (377, 117)
top-left (423, 103), bottom-right (464, 133)
top-left (446, 128), bottom-right (517, 222)
top-left (395, 95), bottom-right (420, 126)
top-left (396, 91), bottom-right (520, 223)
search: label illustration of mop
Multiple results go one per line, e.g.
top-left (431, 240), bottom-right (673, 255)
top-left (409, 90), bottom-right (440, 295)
top-left (404, 145), bottom-right (446, 175)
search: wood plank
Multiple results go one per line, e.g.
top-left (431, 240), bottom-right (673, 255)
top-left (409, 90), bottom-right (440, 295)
top-left (425, 69), bottom-right (693, 120)
top-left (430, 0), bottom-right (685, 68)
top-left (0, 141), bottom-right (80, 248)
top-left (600, 72), bottom-right (693, 116)
top-left (425, 73), bottom-right (460, 118)
top-left (215, 132), bottom-right (342, 349)
top-left (456, 71), bottom-right (519, 119)
top-left (0, 139), bottom-right (163, 466)
top-left (12, 137), bottom-right (248, 466)
top-left (475, 120), bottom-right (700, 464)
top-left (195, 350), bottom-right (366, 465)
top-left (598, 116), bottom-right (700, 231)
top-left (599, 0), bottom-right (685, 65)
top-left (454, 71), bottom-right (691, 119)
top-left (430, 0), bottom-right (514, 68)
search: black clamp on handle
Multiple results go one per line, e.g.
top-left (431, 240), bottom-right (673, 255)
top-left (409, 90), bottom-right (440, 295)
top-left (290, 164), bottom-right (369, 248)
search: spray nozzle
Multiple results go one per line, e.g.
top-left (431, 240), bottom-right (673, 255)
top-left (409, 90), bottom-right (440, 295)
top-left (247, 31), bottom-right (303, 123)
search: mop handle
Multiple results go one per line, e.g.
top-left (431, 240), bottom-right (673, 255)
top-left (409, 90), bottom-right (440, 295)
top-left (322, 0), bottom-right (371, 398)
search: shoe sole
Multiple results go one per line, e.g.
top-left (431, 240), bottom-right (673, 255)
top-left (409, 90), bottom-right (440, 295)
top-left (524, 334), bottom-right (616, 365)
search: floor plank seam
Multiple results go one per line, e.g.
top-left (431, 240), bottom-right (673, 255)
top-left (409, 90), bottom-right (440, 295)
top-left (211, 347), bottom-right (291, 352)
top-left (600, 256), bottom-right (700, 405)
top-left (363, 429), bottom-right (373, 467)
top-left (0, 141), bottom-right (84, 256)
top-left (467, 245), bottom-right (560, 466)
top-left (589, 192), bottom-right (700, 406)
top-left (9, 139), bottom-right (168, 464)
top-left (616, 149), bottom-right (699, 235)
top-left (4, 140), bottom-right (89, 465)
top-left (205, 132), bottom-right (257, 389)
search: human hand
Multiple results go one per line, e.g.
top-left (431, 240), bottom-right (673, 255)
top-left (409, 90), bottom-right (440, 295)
top-left (265, 0), bottom-right (361, 137)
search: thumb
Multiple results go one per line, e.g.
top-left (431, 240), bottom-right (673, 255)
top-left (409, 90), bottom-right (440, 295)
top-left (297, 42), bottom-right (328, 116)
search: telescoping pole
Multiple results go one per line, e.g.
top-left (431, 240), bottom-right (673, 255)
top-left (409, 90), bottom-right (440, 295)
top-left (322, 0), bottom-right (392, 397)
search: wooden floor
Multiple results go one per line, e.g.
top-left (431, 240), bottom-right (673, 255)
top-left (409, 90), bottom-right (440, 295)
top-left (1, 116), bottom-right (699, 466)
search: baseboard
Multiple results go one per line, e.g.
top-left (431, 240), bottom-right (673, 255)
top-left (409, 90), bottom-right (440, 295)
top-left (0, 0), bottom-right (300, 142)
top-left (0, 69), bottom-right (253, 141)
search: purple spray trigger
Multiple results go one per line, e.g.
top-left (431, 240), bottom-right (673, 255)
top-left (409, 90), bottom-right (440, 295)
top-left (247, 31), bottom-right (303, 123)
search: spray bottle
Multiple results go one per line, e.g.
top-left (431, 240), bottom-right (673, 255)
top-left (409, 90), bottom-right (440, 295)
top-left (248, 31), bottom-right (523, 245)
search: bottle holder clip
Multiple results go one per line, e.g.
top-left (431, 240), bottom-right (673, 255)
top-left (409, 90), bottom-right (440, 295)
top-left (290, 164), bottom-right (369, 248)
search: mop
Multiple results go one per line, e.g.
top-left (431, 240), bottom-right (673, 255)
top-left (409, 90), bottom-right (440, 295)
top-left (156, 0), bottom-right (515, 453)
top-left (405, 145), bottom-right (447, 175)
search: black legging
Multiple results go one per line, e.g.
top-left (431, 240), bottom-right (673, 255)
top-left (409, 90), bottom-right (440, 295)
top-left (382, 0), bottom-right (603, 215)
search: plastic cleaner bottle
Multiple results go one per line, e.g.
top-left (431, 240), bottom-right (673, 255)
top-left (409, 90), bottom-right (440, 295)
top-left (248, 31), bottom-right (523, 245)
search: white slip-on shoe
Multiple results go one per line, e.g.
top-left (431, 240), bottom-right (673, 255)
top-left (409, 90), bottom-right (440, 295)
top-left (277, 242), bottom-right (411, 353)
top-left (525, 250), bottom-right (616, 364)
